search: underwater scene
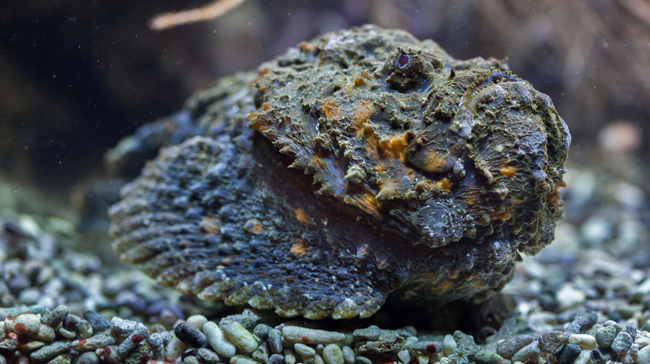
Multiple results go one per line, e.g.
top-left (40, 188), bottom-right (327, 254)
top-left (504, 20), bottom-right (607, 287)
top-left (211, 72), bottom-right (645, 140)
top-left (1, 1), bottom-right (649, 363)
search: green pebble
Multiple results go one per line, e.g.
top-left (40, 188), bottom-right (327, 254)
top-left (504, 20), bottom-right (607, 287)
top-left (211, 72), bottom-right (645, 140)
top-left (474, 350), bottom-right (507, 364)
top-left (323, 344), bottom-right (344, 364)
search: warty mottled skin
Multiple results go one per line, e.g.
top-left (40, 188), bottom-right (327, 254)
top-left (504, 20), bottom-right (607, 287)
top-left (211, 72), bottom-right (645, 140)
top-left (108, 25), bottom-right (571, 319)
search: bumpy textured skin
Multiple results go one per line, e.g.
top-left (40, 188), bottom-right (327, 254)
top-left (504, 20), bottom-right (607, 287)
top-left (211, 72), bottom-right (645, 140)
top-left (108, 25), bottom-right (571, 319)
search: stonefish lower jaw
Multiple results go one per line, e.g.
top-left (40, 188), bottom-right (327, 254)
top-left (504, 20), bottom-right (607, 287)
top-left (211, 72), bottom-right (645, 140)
top-left (108, 25), bottom-right (571, 319)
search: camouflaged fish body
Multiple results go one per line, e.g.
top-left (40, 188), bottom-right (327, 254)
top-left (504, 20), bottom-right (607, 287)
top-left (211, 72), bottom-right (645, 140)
top-left (109, 25), bottom-right (570, 319)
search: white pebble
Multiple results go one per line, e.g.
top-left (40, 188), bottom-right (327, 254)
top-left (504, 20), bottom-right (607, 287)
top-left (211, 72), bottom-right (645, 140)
top-left (14, 314), bottom-right (40, 335)
top-left (568, 334), bottom-right (597, 350)
top-left (229, 355), bottom-right (258, 364)
top-left (165, 337), bottom-right (187, 360)
top-left (443, 335), bottom-right (457, 356)
top-left (574, 350), bottom-right (591, 364)
top-left (187, 315), bottom-right (208, 331)
top-left (323, 344), bottom-right (344, 364)
top-left (397, 350), bottom-right (410, 364)
top-left (637, 345), bottom-right (650, 364)
top-left (204, 321), bottom-right (236, 358)
top-left (295, 343), bottom-right (316, 357)
top-left (221, 321), bottom-right (258, 353)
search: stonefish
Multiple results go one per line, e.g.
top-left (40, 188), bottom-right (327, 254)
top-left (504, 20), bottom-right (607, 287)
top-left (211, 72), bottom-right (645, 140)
top-left (108, 25), bottom-right (570, 319)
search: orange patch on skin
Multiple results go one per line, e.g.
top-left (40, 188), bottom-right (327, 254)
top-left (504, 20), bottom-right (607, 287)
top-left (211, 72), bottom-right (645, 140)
top-left (248, 104), bottom-right (274, 133)
top-left (379, 133), bottom-right (409, 161)
top-left (291, 240), bottom-right (307, 255)
top-left (500, 166), bottom-right (517, 178)
top-left (244, 219), bottom-right (263, 234)
top-left (463, 186), bottom-right (481, 206)
top-left (434, 280), bottom-right (454, 294)
top-left (294, 208), bottom-right (310, 225)
top-left (352, 101), bottom-right (376, 132)
top-left (344, 194), bottom-right (382, 218)
top-left (376, 178), bottom-right (400, 201)
top-left (362, 126), bottom-right (380, 157)
top-left (426, 272), bottom-right (436, 284)
top-left (258, 66), bottom-right (272, 75)
top-left (424, 151), bottom-right (447, 171)
top-left (437, 178), bottom-right (453, 193)
top-left (298, 41), bottom-right (317, 52)
top-left (321, 99), bottom-right (342, 121)
top-left (492, 210), bottom-right (512, 220)
top-left (353, 77), bottom-right (366, 88)
top-left (199, 217), bottom-right (220, 234)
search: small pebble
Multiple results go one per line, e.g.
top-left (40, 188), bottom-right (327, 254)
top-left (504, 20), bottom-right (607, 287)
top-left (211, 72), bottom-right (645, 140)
top-left (62, 315), bottom-right (78, 332)
top-left (47, 354), bottom-right (71, 364)
top-left (77, 320), bottom-right (93, 339)
top-left (284, 349), bottom-right (297, 364)
top-left (637, 345), bottom-right (650, 364)
top-left (497, 335), bottom-right (535, 359)
top-left (197, 347), bottom-right (221, 364)
top-left (187, 315), bottom-right (208, 331)
top-left (443, 334), bottom-right (457, 356)
top-left (252, 342), bottom-right (269, 363)
top-left (474, 350), bottom-right (508, 364)
top-left (539, 331), bottom-right (569, 354)
top-left (30, 341), bottom-right (72, 362)
top-left (222, 321), bottom-right (258, 353)
top-left (341, 346), bottom-right (355, 364)
top-left (74, 351), bottom-right (99, 364)
top-left (176, 322), bottom-right (208, 348)
top-left (568, 334), bottom-right (597, 350)
top-left (323, 344), bottom-right (344, 364)
top-left (204, 321), bottom-right (237, 358)
top-left (282, 326), bottom-right (345, 344)
top-left (82, 310), bottom-right (109, 332)
top-left (36, 324), bottom-right (55, 341)
top-left (117, 323), bottom-right (149, 358)
top-left (352, 326), bottom-right (381, 341)
top-left (611, 331), bottom-right (633, 353)
top-left (511, 341), bottom-right (541, 362)
top-left (268, 353), bottom-right (285, 364)
top-left (268, 329), bottom-right (283, 354)
top-left (558, 344), bottom-right (582, 364)
top-left (148, 332), bottom-right (165, 360)
top-left (165, 337), bottom-right (187, 360)
top-left (254, 324), bottom-right (272, 340)
top-left (354, 356), bottom-right (372, 364)
top-left (397, 349), bottom-right (410, 364)
top-left (42, 305), bottom-right (69, 328)
top-left (229, 355), bottom-right (258, 364)
top-left (295, 343), bottom-right (316, 357)
top-left (574, 350), bottom-right (591, 364)
top-left (14, 313), bottom-right (40, 335)
top-left (595, 326), bottom-right (617, 348)
top-left (57, 327), bottom-right (76, 339)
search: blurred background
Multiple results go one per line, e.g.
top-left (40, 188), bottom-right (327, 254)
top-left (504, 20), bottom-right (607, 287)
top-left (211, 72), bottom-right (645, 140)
top-left (1, 0), bottom-right (648, 195)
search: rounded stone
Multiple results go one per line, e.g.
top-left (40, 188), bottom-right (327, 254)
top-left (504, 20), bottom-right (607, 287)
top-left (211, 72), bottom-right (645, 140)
top-left (539, 331), bottom-right (569, 354)
top-left (558, 344), bottom-right (582, 364)
top-left (611, 332), bottom-right (632, 354)
top-left (497, 335), bottom-right (535, 359)
top-left (595, 326), bottom-right (617, 348)
top-left (323, 344), bottom-right (344, 364)
top-left (295, 343), bottom-right (316, 357)
top-left (568, 334), bottom-right (597, 350)
top-left (175, 322), bottom-right (208, 348)
top-left (14, 313), bottom-right (41, 336)
top-left (83, 310), bottom-right (110, 332)
top-left (187, 315), bottom-right (208, 331)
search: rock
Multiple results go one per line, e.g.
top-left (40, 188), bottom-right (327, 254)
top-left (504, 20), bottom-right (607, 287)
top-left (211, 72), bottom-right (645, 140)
top-left (268, 354), bottom-right (285, 364)
top-left (221, 321), bottom-right (258, 353)
top-left (252, 342), bottom-right (269, 363)
top-left (353, 326), bottom-right (381, 341)
top-left (511, 341), bottom-right (541, 362)
top-left (295, 343), bottom-right (316, 357)
top-left (539, 331), bottom-right (569, 354)
top-left (595, 326), bottom-right (617, 348)
top-left (323, 344), bottom-right (344, 364)
top-left (30, 341), bottom-right (72, 362)
top-left (282, 326), bottom-right (345, 345)
top-left (74, 352), bottom-right (99, 364)
top-left (342, 346), bottom-right (355, 364)
top-left (268, 329), bottom-right (283, 354)
top-left (204, 321), bottom-right (237, 358)
top-left (474, 350), bottom-right (508, 364)
top-left (254, 324), bottom-right (272, 340)
top-left (175, 322), bottom-right (208, 348)
top-left (187, 315), bottom-right (208, 331)
top-left (41, 305), bottom-right (69, 328)
top-left (611, 332), bottom-right (633, 354)
top-left (556, 284), bottom-right (586, 309)
top-left (230, 355), bottom-right (258, 364)
top-left (558, 344), bottom-right (582, 364)
top-left (637, 345), bottom-right (650, 364)
top-left (14, 313), bottom-right (40, 335)
top-left (568, 334), bottom-right (597, 350)
top-left (497, 335), bottom-right (535, 358)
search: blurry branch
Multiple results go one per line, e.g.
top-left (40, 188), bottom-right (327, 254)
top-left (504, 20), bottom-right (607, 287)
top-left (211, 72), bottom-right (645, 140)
top-left (148, 0), bottom-right (247, 31)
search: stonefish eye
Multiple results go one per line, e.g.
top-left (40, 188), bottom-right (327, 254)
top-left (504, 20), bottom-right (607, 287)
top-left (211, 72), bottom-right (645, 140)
top-left (396, 53), bottom-right (411, 69)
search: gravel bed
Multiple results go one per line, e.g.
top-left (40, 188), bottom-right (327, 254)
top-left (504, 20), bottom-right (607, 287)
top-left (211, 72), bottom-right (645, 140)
top-left (1, 167), bottom-right (650, 364)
